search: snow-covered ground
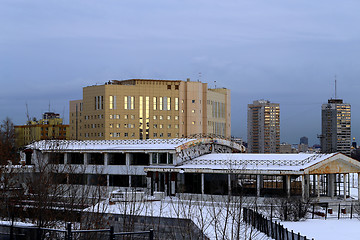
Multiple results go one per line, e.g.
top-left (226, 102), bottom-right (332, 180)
top-left (280, 218), bottom-right (360, 240)
top-left (89, 197), bottom-right (270, 239)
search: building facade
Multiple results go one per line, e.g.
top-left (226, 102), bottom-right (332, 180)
top-left (321, 99), bottom-right (351, 156)
top-left (69, 79), bottom-right (231, 140)
top-left (15, 112), bottom-right (69, 147)
top-left (21, 140), bottom-right (360, 201)
top-left (247, 100), bottom-right (280, 153)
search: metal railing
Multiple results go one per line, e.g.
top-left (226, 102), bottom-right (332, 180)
top-left (1, 223), bottom-right (154, 240)
top-left (243, 208), bottom-right (313, 240)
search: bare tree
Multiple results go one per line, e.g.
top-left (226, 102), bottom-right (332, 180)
top-left (0, 117), bottom-right (18, 165)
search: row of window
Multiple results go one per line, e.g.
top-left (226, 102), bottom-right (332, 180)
top-left (108, 132), bottom-right (179, 138)
top-left (48, 152), bottom-right (174, 165)
top-left (54, 173), bottom-right (146, 188)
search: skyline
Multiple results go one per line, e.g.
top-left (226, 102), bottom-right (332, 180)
top-left (2, 0), bottom-right (360, 146)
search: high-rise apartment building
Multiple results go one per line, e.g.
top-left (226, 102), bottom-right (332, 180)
top-left (15, 112), bottom-right (69, 147)
top-left (320, 99), bottom-right (351, 155)
top-left (247, 100), bottom-right (280, 153)
top-left (69, 79), bottom-right (231, 140)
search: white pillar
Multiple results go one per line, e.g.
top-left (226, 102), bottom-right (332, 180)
top-left (201, 173), bottom-right (204, 194)
top-left (344, 173), bottom-right (347, 200)
top-left (329, 174), bottom-right (335, 198)
top-left (228, 174), bottom-right (231, 196)
top-left (126, 153), bottom-right (130, 166)
top-left (104, 153), bottom-right (109, 166)
top-left (286, 175), bottom-right (291, 198)
top-left (302, 175), bottom-right (306, 201)
top-left (146, 176), bottom-right (152, 194)
top-left (317, 175), bottom-right (320, 200)
top-left (83, 153), bottom-right (88, 165)
top-left (358, 173), bottom-right (360, 202)
top-left (64, 153), bottom-right (68, 164)
top-left (257, 175), bottom-right (261, 197)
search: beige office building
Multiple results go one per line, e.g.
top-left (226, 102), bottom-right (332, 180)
top-left (69, 79), bottom-right (231, 140)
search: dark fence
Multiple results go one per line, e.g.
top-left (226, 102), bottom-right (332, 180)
top-left (0, 223), bottom-right (153, 240)
top-left (254, 202), bottom-right (359, 221)
top-left (243, 208), bottom-right (313, 240)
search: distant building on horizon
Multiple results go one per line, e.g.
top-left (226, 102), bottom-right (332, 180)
top-left (320, 98), bottom-right (351, 156)
top-left (69, 79), bottom-right (231, 140)
top-left (300, 136), bottom-right (308, 145)
top-left (15, 112), bottom-right (69, 147)
top-left (247, 100), bottom-right (280, 153)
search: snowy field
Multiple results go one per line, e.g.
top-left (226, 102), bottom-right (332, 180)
top-left (280, 218), bottom-right (360, 240)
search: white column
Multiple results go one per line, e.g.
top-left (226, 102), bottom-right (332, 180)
top-left (358, 173), bottom-right (360, 202)
top-left (286, 175), bottom-right (291, 198)
top-left (344, 173), bottom-right (347, 200)
top-left (201, 173), bottom-right (204, 194)
top-left (329, 174), bottom-right (335, 198)
top-left (302, 175), bottom-right (305, 200)
top-left (126, 153), bottom-right (130, 166)
top-left (228, 174), bottom-right (231, 196)
top-left (129, 175), bottom-right (132, 188)
top-left (257, 175), bottom-right (261, 197)
top-left (83, 153), bottom-right (88, 165)
top-left (317, 175), bottom-right (320, 200)
top-left (64, 153), bottom-right (68, 164)
top-left (146, 176), bottom-right (152, 194)
top-left (104, 153), bottom-right (109, 166)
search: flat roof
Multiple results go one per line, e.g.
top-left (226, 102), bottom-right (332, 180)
top-left (27, 139), bottom-right (197, 152)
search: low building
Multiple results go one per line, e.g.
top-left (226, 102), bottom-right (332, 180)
top-left (22, 138), bottom-right (244, 195)
top-left (15, 112), bottom-right (69, 147)
top-left (21, 138), bottom-right (360, 201)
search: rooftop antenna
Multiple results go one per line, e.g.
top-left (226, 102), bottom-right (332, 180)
top-left (214, 80), bottom-right (217, 88)
top-left (48, 101), bottom-right (51, 112)
top-left (198, 72), bottom-right (201, 82)
top-left (25, 102), bottom-right (31, 123)
top-left (334, 75), bottom-right (337, 99)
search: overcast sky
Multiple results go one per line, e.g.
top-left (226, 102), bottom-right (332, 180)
top-left (1, 0), bottom-right (360, 145)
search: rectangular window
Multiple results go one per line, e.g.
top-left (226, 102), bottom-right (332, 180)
top-left (110, 96), bottom-right (114, 109)
top-left (124, 96), bottom-right (128, 109)
top-left (152, 153), bottom-right (158, 164)
top-left (167, 97), bottom-right (171, 110)
top-left (130, 96), bottom-right (134, 109)
top-left (153, 133), bottom-right (157, 138)
top-left (160, 97), bottom-right (163, 110)
top-left (175, 98), bottom-right (179, 111)
top-left (153, 97), bottom-right (157, 110)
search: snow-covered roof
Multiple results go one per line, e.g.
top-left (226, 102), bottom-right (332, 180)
top-left (146, 153), bottom-right (344, 174)
top-left (26, 138), bottom-right (244, 153)
top-left (27, 139), bottom-right (196, 152)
